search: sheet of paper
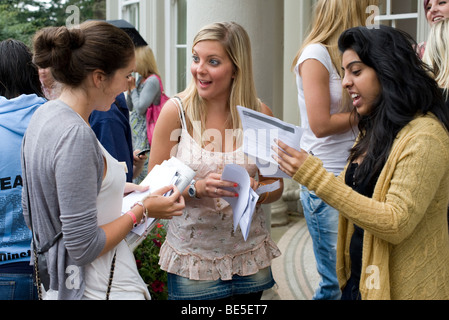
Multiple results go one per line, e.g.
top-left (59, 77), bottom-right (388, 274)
top-left (222, 164), bottom-right (281, 241)
top-left (221, 164), bottom-right (254, 235)
top-left (237, 106), bottom-right (303, 178)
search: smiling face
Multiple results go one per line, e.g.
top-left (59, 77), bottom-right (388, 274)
top-left (342, 49), bottom-right (381, 117)
top-left (426, 0), bottom-right (449, 24)
top-left (191, 40), bottom-right (235, 103)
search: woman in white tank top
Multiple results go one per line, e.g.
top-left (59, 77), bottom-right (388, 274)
top-left (82, 144), bottom-right (150, 300)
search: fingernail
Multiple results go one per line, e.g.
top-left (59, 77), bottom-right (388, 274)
top-left (235, 193), bottom-right (239, 197)
top-left (234, 183), bottom-right (238, 187)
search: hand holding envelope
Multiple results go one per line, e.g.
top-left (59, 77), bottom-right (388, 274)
top-left (222, 164), bottom-right (281, 241)
top-left (122, 157), bottom-right (195, 251)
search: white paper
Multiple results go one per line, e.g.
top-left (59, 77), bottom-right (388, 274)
top-left (122, 157), bottom-right (195, 251)
top-left (222, 164), bottom-right (280, 241)
top-left (237, 106), bottom-right (303, 178)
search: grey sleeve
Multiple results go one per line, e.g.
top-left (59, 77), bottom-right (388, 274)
top-left (53, 125), bottom-right (106, 266)
top-left (21, 143), bottom-right (30, 229)
top-left (130, 77), bottom-right (161, 116)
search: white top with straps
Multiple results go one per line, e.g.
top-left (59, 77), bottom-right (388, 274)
top-left (82, 143), bottom-right (150, 300)
top-left (158, 98), bottom-right (281, 281)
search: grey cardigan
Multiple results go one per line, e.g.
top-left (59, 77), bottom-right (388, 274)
top-left (22, 100), bottom-right (106, 300)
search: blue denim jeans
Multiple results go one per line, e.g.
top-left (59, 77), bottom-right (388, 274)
top-left (0, 273), bottom-right (38, 300)
top-left (167, 267), bottom-right (275, 300)
top-left (300, 186), bottom-right (341, 300)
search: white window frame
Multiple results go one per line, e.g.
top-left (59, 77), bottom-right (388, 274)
top-left (165, 0), bottom-right (187, 96)
top-left (119, 0), bottom-right (140, 30)
top-left (376, 0), bottom-right (429, 43)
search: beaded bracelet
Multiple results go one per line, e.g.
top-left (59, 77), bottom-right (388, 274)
top-left (132, 201), bottom-right (148, 225)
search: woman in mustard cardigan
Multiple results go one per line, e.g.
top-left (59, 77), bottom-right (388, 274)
top-left (274, 25), bottom-right (449, 300)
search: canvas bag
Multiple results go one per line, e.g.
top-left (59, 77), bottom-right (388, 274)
top-left (145, 75), bottom-right (169, 146)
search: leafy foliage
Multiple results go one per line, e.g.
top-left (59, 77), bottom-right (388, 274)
top-left (0, 0), bottom-right (105, 46)
top-left (134, 222), bottom-right (169, 300)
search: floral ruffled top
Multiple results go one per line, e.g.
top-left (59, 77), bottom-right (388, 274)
top-left (158, 100), bottom-right (281, 281)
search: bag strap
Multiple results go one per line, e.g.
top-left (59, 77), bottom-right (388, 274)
top-left (22, 137), bottom-right (63, 255)
top-left (146, 74), bottom-right (166, 95)
top-left (22, 136), bottom-right (63, 299)
top-left (106, 251), bottom-right (117, 300)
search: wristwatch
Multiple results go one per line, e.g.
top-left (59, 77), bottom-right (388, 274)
top-left (188, 179), bottom-right (199, 199)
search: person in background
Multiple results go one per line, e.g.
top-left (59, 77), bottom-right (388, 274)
top-left (418, 0), bottom-right (449, 58)
top-left (425, 0), bottom-right (449, 25)
top-left (38, 67), bottom-right (62, 100)
top-left (423, 18), bottom-right (449, 231)
top-left (127, 46), bottom-right (163, 184)
top-left (291, 0), bottom-right (377, 300)
top-left (24, 21), bottom-right (184, 300)
top-left (0, 39), bottom-right (46, 300)
top-left (148, 22), bottom-right (283, 300)
top-left (90, 93), bottom-right (147, 183)
top-left (274, 25), bottom-right (449, 300)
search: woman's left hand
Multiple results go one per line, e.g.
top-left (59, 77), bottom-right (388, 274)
top-left (124, 183), bottom-right (149, 196)
top-left (272, 140), bottom-right (309, 177)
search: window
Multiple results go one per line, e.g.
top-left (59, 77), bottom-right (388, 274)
top-left (121, 0), bottom-right (140, 30)
top-left (175, 0), bottom-right (187, 93)
top-left (377, 0), bottom-right (428, 42)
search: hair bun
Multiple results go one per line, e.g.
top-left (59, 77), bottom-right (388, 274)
top-left (68, 27), bottom-right (85, 50)
top-left (33, 20), bottom-right (135, 88)
top-left (33, 26), bottom-right (84, 69)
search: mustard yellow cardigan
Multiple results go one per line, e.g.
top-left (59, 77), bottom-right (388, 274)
top-left (293, 114), bottom-right (449, 300)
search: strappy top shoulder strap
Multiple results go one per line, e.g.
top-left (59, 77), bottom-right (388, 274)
top-left (172, 96), bottom-right (187, 130)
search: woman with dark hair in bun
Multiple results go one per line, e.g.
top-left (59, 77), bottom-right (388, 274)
top-left (273, 25), bottom-right (449, 300)
top-left (22, 21), bottom-right (185, 300)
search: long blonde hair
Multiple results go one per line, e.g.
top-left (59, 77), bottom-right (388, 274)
top-left (423, 19), bottom-right (449, 98)
top-left (293, 0), bottom-right (378, 110)
top-left (135, 46), bottom-right (160, 79)
top-left (181, 22), bottom-right (261, 142)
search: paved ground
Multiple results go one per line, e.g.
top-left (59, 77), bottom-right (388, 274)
top-left (262, 214), bottom-right (320, 300)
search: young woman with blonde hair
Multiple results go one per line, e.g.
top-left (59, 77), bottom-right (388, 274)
top-left (127, 46), bottom-right (163, 183)
top-left (423, 19), bottom-right (449, 97)
top-left (423, 18), bottom-right (449, 232)
top-left (148, 22), bottom-right (283, 300)
top-left (292, 0), bottom-right (378, 300)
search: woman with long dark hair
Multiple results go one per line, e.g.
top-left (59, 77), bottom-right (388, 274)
top-left (273, 25), bottom-right (449, 300)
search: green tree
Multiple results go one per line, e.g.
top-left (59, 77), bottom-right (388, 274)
top-left (0, 0), bottom-right (106, 46)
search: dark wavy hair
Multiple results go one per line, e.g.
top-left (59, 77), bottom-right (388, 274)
top-left (0, 39), bottom-right (44, 99)
top-left (338, 25), bottom-right (449, 186)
